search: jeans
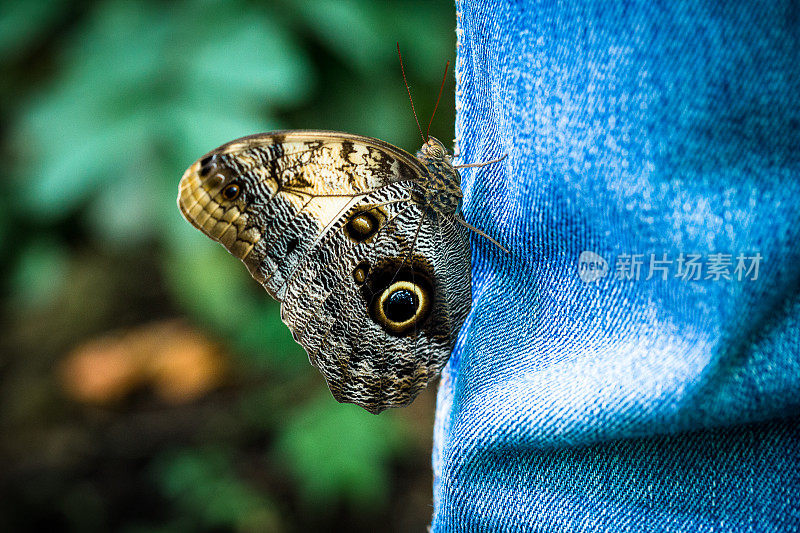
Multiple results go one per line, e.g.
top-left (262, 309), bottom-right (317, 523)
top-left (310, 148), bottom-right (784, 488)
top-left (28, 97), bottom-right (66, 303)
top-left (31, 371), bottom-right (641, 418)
top-left (433, 1), bottom-right (800, 531)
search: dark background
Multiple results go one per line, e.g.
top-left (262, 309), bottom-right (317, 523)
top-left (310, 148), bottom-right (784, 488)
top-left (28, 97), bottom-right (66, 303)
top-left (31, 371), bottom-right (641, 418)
top-left (0, 1), bottom-right (457, 531)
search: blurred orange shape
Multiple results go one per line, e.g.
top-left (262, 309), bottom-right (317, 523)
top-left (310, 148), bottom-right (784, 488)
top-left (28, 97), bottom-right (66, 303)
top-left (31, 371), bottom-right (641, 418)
top-left (60, 320), bottom-right (228, 405)
top-left (147, 327), bottom-right (227, 404)
top-left (60, 337), bottom-right (144, 404)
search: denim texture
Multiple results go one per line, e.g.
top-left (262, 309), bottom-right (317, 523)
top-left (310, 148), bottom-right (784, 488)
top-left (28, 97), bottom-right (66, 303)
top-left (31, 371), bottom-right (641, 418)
top-left (433, 2), bottom-right (800, 531)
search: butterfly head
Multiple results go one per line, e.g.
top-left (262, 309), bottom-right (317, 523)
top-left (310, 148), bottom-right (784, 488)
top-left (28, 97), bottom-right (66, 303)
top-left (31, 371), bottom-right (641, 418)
top-left (417, 136), bottom-right (451, 163)
top-left (177, 151), bottom-right (263, 262)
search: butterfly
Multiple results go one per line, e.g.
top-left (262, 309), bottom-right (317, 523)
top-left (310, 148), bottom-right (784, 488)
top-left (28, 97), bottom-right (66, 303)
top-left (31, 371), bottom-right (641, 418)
top-left (177, 53), bottom-right (505, 413)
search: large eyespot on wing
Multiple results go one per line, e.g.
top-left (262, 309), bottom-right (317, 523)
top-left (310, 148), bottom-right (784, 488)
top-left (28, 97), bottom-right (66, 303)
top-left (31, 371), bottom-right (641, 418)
top-left (177, 131), bottom-right (428, 301)
top-left (279, 183), bottom-right (470, 413)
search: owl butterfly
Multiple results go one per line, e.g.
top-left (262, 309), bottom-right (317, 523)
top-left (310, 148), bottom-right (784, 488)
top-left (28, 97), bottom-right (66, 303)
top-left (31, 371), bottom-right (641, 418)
top-left (177, 53), bottom-right (505, 413)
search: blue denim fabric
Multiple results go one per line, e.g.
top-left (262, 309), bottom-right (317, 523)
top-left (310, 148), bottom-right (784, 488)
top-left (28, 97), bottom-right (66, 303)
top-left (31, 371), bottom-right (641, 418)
top-left (433, 1), bottom-right (800, 531)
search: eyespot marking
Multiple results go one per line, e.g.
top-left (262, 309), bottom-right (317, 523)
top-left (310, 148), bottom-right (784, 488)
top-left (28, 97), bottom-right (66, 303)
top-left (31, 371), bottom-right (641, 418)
top-left (199, 154), bottom-right (216, 176)
top-left (362, 258), bottom-right (434, 337)
top-left (382, 284), bottom-right (419, 322)
top-left (352, 260), bottom-right (370, 285)
top-left (345, 213), bottom-right (378, 242)
top-left (344, 205), bottom-right (387, 243)
top-left (222, 183), bottom-right (240, 201)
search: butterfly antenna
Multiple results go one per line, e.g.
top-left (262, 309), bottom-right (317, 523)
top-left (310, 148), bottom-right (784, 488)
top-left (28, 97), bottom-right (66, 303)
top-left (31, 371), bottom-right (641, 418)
top-left (397, 42), bottom-right (425, 143)
top-left (426, 59), bottom-right (449, 140)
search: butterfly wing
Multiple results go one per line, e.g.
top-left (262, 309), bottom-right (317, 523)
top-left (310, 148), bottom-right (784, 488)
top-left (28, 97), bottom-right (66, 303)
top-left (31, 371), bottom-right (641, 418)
top-left (280, 183), bottom-right (470, 413)
top-left (178, 131), bottom-right (470, 413)
top-left (178, 131), bottom-right (426, 299)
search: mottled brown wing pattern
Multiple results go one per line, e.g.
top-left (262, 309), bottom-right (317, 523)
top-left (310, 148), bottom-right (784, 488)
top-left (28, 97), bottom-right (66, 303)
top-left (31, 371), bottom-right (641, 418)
top-left (281, 185), bottom-right (470, 412)
top-left (178, 132), bottom-right (426, 300)
top-left (178, 131), bottom-right (471, 413)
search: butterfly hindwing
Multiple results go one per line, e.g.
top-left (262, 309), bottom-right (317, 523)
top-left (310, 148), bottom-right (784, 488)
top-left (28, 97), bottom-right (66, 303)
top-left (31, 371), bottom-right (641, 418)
top-left (280, 185), bottom-right (468, 412)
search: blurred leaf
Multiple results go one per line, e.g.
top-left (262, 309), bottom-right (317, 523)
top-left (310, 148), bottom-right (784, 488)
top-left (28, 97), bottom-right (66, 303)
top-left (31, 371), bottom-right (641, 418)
top-left (185, 8), bottom-right (310, 107)
top-left (0, 0), bottom-right (69, 63)
top-left (164, 234), bottom-right (307, 375)
top-left (10, 238), bottom-right (69, 310)
top-left (12, 0), bottom-right (312, 227)
top-left (85, 154), bottom-right (164, 244)
top-left (232, 300), bottom-right (307, 372)
top-left (292, 0), bottom-right (385, 72)
top-left (292, 0), bottom-right (455, 79)
top-left (154, 446), bottom-right (281, 532)
top-left (19, 112), bottom-right (153, 218)
top-left (275, 395), bottom-right (410, 511)
top-left (165, 238), bottom-right (253, 329)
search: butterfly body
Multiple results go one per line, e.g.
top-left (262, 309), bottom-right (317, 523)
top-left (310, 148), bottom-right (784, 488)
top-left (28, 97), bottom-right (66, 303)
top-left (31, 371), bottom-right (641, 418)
top-left (178, 131), bottom-right (470, 413)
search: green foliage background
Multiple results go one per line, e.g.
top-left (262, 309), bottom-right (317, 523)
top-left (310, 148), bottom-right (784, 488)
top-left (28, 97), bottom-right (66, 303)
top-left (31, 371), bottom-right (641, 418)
top-left (0, 1), bottom-right (456, 531)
